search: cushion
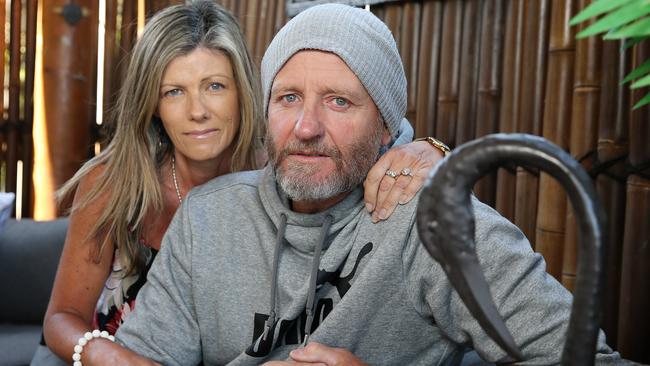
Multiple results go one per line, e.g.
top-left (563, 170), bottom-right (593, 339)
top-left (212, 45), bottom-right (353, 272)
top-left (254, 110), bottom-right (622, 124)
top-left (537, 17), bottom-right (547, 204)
top-left (0, 193), bottom-right (15, 233)
top-left (0, 324), bottom-right (42, 366)
top-left (0, 218), bottom-right (68, 324)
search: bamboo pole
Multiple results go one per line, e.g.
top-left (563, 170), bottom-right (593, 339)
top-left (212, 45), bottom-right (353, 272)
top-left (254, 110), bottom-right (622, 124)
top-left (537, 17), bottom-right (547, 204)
top-left (513, 0), bottom-right (550, 246)
top-left (22, 0), bottom-right (38, 217)
top-left (495, 0), bottom-right (524, 222)
top-left (259, 0), bottom-right (277, 59)
top-left (473, 0), bottom-right (506, 207)
top-left (595, 38), bottom-right (630, 347)
top-left (382, 3), bottom-right (403, 47)
top-left (562, 0), bottom-right (602, 291)
top-left (617, 42), bottom-right (650, 364)
top-left (145, 0), bottom-right (183, 18)
top-left (274, 0), bottom-right (286, 32)
top-left (400, 2), bottom-right (420, 124)
top-left (244, 0), bottom-right (260, 61)
top-left (535, 0), bottom-right (576, 281)
top-left (435, 1), bottom-right (463, 147)
top-left (253, 0), bottom-right (270, 63)
top-left (0, 0), bottom-right (6, 173)
top-left (454, 0), bottom-right (481, 147)
top-left (103, 0), bottom-right (119, 127)
top-left (117, 0), bottom-right (138, 84)
top-left (7, 0), bottom-right (22, 199)
top-left (414, 1), bottom-right (443, 139)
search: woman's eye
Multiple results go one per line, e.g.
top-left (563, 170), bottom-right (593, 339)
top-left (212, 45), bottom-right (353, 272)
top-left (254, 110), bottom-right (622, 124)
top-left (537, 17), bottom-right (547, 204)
top-left (283, 94), bottom-right (297, 103)
top-left (164, 89), bottom-right (182, 97)
top-left (208, 82), bottom-right (224, 91)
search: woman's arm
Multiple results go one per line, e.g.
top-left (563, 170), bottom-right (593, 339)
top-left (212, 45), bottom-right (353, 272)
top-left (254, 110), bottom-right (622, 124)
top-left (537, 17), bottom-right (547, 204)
top-left (42, 166), bottom-right (159, 365)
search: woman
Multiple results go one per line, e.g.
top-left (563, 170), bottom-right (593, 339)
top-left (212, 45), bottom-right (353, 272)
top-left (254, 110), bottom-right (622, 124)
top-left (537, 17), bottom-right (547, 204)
top-left (36, 1), bottom-right (444, 365)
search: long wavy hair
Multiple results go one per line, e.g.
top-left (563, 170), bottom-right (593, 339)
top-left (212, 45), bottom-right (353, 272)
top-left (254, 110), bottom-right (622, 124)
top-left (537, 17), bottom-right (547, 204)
top-left (57, 0), bottom-right (263, 276)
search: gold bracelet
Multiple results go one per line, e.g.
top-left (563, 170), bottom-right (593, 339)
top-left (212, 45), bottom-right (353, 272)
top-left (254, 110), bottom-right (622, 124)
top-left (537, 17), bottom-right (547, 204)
top-left (414, 137), bottom-right (451, 157)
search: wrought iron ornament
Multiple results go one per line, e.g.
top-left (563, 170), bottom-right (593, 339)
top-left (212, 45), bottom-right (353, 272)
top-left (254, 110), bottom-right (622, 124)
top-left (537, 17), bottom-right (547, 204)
top-left (416, 133), bottom-right (605, 366)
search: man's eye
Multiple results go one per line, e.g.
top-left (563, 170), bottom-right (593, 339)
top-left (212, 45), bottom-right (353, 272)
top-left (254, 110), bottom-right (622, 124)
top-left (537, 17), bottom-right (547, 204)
top-left (333, 97), bottom-right (348, 106)
top-left (283, 94), bottom-right (297, 103)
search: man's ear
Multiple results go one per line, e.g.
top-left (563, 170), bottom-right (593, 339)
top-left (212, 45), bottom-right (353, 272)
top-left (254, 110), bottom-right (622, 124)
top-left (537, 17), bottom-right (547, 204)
top-left (381, 128), bottom-right (391, 146)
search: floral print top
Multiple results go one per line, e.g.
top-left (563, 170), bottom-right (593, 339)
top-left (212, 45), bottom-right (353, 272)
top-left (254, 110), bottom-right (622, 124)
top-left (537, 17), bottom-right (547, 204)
top-left (92, 246), bottom-right (157, 335)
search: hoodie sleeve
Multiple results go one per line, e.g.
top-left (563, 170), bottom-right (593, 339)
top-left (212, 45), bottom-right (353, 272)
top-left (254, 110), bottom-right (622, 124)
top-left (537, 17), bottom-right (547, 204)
top-left (116, 198), bottom-right (202, 366)
top-left (403, 198), bottom-right (620, 364)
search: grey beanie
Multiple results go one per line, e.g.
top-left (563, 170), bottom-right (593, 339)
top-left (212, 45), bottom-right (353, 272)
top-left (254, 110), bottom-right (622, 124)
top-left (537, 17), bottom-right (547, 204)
top-left (261, 3), bottom-right (407, 138)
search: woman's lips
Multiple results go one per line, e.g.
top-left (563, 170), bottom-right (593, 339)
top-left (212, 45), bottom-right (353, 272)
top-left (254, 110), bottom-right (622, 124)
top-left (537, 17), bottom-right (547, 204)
top-left (184, 129), bottom-right (219, 139)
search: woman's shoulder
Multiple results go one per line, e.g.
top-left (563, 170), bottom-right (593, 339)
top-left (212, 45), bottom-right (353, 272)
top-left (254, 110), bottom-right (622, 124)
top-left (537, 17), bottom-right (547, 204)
top-left (72, 163), bottom-right (111, 207)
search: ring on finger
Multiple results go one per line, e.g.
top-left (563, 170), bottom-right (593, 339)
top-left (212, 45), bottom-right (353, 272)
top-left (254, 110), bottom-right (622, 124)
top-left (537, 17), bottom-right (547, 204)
top-left (385, 170), bottom-right (398, 178)
top-left (400, 168), bottom-right (413, 177)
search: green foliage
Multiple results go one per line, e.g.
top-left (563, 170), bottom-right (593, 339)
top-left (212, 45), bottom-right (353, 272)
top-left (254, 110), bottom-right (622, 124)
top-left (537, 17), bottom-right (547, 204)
top-left (571, 0), bottom-right (650, 109)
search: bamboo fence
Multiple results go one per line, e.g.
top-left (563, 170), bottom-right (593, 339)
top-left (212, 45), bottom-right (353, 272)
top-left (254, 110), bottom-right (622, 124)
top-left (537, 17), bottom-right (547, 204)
top-left (1, 0), bottom-right (648, 362)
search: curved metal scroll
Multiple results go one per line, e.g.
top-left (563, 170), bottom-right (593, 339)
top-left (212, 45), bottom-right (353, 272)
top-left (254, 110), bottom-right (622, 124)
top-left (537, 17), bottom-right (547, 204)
top-left (416, 133), bottom-right (605, 366)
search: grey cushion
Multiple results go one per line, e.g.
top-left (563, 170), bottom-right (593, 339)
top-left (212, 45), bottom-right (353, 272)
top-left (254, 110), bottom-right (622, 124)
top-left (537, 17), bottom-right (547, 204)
top-left (0, 218), bottom-right (68, 324)
top-left (0, 324), bottom-right (42, 366)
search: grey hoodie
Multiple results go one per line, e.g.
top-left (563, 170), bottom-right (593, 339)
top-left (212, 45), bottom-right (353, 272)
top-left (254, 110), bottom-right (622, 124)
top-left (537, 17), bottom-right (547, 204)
top-left (117, 166), bottom-right (621, 365)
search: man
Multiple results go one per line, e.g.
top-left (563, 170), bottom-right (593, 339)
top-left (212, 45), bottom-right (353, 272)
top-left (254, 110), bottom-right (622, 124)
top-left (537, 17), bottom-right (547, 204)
top-left (116, 4), bottom-right (621, 365)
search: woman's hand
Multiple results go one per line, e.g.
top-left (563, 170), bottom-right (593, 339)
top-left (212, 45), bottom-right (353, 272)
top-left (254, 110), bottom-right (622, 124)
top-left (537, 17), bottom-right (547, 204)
top-left (364, 140), bottom-right (445, 222)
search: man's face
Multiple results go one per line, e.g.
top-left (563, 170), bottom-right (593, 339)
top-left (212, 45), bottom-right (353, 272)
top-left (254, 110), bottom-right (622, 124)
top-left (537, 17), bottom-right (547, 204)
top-left (266, 50), bottom-right (391, 203)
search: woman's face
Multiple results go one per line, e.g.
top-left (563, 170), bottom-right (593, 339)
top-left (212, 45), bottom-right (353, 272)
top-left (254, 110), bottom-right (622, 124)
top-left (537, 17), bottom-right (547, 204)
top-left (157, 47), bottom-right (240, 165)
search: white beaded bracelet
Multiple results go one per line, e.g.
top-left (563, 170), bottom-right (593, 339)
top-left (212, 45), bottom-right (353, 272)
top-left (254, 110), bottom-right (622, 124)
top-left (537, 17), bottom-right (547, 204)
top-left (72, 329), bottom-right (115, 366)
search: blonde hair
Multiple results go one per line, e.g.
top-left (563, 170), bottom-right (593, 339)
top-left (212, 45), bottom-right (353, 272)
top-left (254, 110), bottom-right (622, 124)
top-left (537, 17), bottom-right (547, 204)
top-left (57, 0), bottom-right (263, 275)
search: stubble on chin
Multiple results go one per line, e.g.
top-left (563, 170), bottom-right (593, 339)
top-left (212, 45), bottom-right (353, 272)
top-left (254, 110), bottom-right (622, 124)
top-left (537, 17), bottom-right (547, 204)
top-left (265, 121), bottom-right (385, 201)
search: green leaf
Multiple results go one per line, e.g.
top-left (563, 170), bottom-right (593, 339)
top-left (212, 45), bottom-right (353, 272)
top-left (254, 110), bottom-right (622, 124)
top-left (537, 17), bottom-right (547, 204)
top-left (631, 72), bottom-right (650, 88)
top-left (577, 1), bottom-right (650, 38)
top-left (570, 0), bottom-right (634, 26)
top-left (632, 91), bottom-right (650, 109)
top-left (622, 59), bottom-right (650, 84)
top-left (605, 17), bottom-right (650, 39)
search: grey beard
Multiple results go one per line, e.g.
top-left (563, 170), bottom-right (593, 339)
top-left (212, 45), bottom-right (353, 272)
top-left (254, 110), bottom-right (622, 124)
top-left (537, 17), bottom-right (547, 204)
top-left (267, 123), bottom-right (385, 202)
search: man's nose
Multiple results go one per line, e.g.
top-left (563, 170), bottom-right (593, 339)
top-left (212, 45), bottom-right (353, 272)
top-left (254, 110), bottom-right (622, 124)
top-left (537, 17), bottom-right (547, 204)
top-left (293, 99), bottom-right (323, 140)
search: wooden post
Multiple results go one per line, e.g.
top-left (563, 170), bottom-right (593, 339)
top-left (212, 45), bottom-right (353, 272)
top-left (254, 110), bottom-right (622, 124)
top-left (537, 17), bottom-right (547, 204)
top-left (36, 0), bottom-right (99, 214)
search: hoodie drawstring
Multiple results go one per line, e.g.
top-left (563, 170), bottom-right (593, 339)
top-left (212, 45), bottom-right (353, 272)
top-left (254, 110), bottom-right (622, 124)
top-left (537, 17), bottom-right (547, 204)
top-left (302, 214), bottom-right (333, 346)
top-left (261, 213), bottom-right (288, 342)
top-left (259, 213), bottom-right (334, 348)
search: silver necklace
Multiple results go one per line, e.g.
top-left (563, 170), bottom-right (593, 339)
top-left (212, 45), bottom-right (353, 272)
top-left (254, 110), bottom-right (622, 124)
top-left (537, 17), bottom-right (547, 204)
top-left (171, 156), bottom-right (182, 204)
